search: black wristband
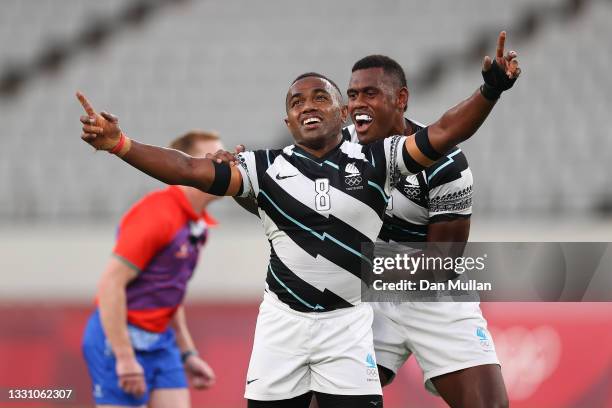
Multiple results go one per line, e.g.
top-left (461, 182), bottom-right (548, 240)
top-left (480, 59), bottom-right (517, 101)
top-left (181, 350), bottom-right (198, 364)
top-left (208, 161), bottom-right (231, 195)
top-left (480, 83), bottom-right (501, 101)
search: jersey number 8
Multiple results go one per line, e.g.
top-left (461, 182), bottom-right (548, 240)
top-left (315, 178), bottom-right (331, 211)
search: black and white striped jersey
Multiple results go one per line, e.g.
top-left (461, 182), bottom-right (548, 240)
top-left (344, 120), bottom-right (473, 243)
top-left (236, 135), bottom-right (423, 312)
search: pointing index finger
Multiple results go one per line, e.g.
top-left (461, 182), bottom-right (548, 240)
top-left (76, 91), bottom-right (96, 117)
top-left (496, 31), bottom-right (506, 60)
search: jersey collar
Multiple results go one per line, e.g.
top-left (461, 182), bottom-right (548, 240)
top-left (291, 136), bottom-right (345, 163)
top-left (168, 185), bottom-right (218, 226)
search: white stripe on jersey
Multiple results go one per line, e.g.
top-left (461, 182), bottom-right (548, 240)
top-left (347, 124), bottom-right (358, 143)
top-left (428, 168), bottom-right (473, 217)
top-left (237, 151), bottom-right (260, 198)
top-left (266, 217), bottom-right (362, 305)
top-left (390, 135), bottom-right (410, 182)
top-left (339, 142), bottom-right (369, 162)
top-left (387, 178), bottom-right (429, 225)
top-left (266, 155), bottom-right (384, 240)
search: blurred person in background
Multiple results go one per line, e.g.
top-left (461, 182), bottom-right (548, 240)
top-left (82, 131), bottom-right (220, 408)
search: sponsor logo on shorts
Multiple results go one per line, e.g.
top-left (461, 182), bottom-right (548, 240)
top-left (365, 353), bottom-right (379, 381)
top-left (476, 326), bottom-right (493, 350)
top-left (365, 353), bottom-right (376, 368)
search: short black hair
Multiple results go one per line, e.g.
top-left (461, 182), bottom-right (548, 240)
top-left (290, 72), bottom-right (343, 99)
top-left (351, 55), bottom-right (407, 89)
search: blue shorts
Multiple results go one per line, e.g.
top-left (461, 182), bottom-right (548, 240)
top-left (82, 310), bottom-right (187, 406)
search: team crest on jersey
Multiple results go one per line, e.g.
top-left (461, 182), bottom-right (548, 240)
top-left (403, 175), bottom-right (421, 199)
top-left (344, 162), bottom-right (363, 190)
top-left (175, 243), bottom-right (189, 259)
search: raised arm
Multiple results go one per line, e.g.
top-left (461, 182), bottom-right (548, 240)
top-left (404, 31), bottom-right (521, 167)
top-left (77, 92), bottom-right (242, 196)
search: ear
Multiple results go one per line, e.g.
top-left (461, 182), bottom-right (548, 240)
top-left (340, 104), bottom-right (349, 123)
top-left (397, 87), bottom-right (409, 111)
top-left (284, 117), bottom-right (290, 128)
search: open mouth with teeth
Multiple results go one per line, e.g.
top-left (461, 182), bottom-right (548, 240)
top-left (302, 116), bottom-right (322, 129)
top-left (354, 113), bottom-right (373, 133)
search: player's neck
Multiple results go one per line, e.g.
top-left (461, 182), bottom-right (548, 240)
top-left (390, 116), bottom-right (411, 136)
top-left (179, 186), bottom-right (216, 213)
top-left (296, 133), bottom-right (342, 158)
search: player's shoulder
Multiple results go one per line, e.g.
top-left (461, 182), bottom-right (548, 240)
top-left (238, 147), bottom-right (285, 169)
top-left (425, 148), bottom-right (471, 189)
top-left (120, 187), bottom-right (177, 226)
top-left (408, 118), bottom-right (426, 133)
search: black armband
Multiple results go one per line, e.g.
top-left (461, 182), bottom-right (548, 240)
top-left (414, 127), bottom-right (443, 161)
top-left (208, 161), bottom-right (231, 195)
top-left (402, 141), bottom-right (426, 174)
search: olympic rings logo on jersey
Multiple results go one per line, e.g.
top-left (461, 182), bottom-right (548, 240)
top-left (345, 174), bottom-right (362, 186)
top-left (344, 162), bottom-right (363, 189)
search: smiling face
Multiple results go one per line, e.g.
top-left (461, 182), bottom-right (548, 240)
top-left (285, 76), bottom-right (348, 152)
top-left (347, 67), bottom-right (408, 144)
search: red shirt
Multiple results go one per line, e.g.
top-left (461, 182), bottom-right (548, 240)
top-left (111, 186), bottom-right (216, 332)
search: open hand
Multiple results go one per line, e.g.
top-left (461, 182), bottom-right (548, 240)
top-left (205, 144), bottom-right (246, 166)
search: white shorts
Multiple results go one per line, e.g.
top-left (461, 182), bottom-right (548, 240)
top-left (372, 301), bottom-right (499, 395)
top-left (245, 293), bottom-right (382, 401)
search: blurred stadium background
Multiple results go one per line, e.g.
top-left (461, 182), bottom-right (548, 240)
top-left (0, 0), bottom-right (611, 406)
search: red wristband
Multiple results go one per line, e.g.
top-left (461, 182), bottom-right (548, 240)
top-left (109, 133), bottom-right (126, 155)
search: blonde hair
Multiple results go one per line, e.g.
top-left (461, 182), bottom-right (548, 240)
top-left (169, 130), bottom-right (220, 155)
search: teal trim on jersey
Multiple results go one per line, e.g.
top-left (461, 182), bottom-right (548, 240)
top-left (293, 151), bottom-right (320, 165)
top-left (111, 253), bottom-right (141, 275)
top-left (292, 151), bottom-right (339, 170)
top-left (268, 264), bottom-right (324, 311)
top-left (427, 149), bottom-right (462, 183)
top-left (323, 160), bottom-right (339, 170)
top-left (260, 190), bottom-right (372, 266)
top-left (367, 181), bottom-right (388, 203)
